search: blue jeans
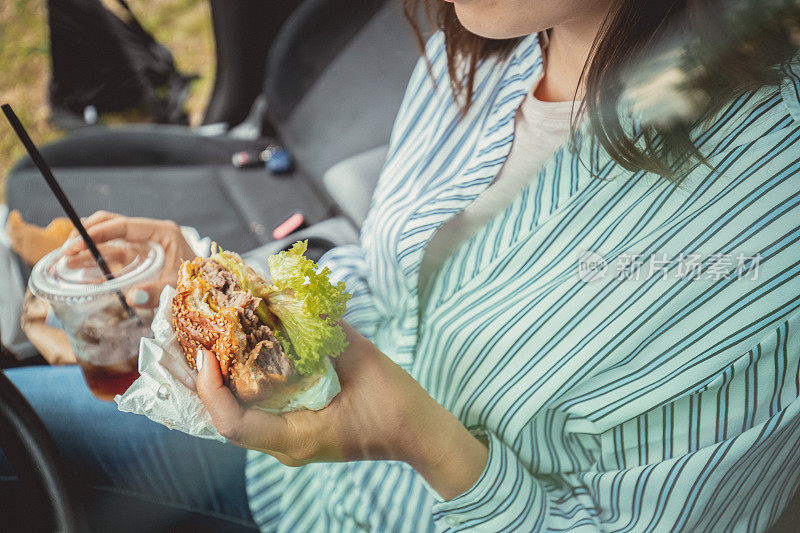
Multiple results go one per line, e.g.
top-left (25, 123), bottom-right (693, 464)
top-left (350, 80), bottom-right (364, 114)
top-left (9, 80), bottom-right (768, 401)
top-left (0, 365), bottom-right (256, 529)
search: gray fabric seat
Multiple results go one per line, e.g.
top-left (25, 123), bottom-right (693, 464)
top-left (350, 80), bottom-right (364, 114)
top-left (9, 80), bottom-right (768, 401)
top-left (7, 164), bottom-right (331, 252)
top-left (5, 0), bottom-right (421, 254)
top-left (270, 1), bottom-right (419, 186)
top-left (323, 145), bottom-right (388, 226)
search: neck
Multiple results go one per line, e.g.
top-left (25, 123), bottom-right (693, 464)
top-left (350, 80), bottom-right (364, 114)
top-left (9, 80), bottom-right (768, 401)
top-left (534, 6), bottom-right (612, 103)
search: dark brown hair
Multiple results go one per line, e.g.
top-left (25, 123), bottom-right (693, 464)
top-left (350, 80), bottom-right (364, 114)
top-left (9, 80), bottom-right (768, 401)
top-left (402, 0), bottom-right (799, 183)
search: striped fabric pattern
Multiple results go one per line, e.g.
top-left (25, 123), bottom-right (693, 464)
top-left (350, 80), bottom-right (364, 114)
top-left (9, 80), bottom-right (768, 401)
top-left (246, 32), bottom-right (800, 532)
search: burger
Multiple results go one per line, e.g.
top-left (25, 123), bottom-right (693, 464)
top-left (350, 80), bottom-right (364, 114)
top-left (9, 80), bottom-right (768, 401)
top-left (171, 241), bottom-right (351, 411)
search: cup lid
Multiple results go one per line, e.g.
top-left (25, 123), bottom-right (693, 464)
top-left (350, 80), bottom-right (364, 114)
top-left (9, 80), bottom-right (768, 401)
top-left (29, 239), bottom-right (164, 305)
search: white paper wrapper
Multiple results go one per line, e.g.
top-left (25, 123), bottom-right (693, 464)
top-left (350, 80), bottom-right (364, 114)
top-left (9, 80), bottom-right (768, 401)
top-left (115, 286), bottom-right (341, 442)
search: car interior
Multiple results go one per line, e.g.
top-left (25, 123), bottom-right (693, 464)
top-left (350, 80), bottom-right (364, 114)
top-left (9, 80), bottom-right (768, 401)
top-left (2, 0), bottom-right (422, 530)
top-left (2, 0), bottom-right (799, 531)
top-left (6, 0), bottom-right (418, 260)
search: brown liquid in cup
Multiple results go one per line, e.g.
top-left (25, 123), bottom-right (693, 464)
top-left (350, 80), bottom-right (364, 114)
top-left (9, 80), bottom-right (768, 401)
top-left (71, 302), bottom-right (152, 401)
top-left (79, 356), bottom-right (140, 401)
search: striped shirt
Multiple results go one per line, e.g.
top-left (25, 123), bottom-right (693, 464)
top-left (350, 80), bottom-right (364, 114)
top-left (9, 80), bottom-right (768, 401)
top-left (246, 32), bottom-right (800, 532)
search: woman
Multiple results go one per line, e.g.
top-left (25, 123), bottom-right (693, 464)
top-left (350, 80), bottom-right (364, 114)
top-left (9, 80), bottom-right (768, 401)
top-left (5, 0), bottom-right (800, 530)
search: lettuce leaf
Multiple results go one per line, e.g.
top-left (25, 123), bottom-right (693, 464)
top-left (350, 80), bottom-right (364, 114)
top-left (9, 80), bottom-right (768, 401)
top-left (210, 243), bottom-right (351, 375)
top-left (265, 241), bottom-right (351, 375)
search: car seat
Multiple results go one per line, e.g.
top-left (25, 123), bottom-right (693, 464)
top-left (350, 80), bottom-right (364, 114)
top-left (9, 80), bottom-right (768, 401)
top-left (6, 0), bottom-right (422, 255)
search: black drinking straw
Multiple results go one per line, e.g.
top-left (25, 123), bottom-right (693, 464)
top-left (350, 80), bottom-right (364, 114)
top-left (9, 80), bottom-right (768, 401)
top-left (2, 103), bottom-right (138, 320)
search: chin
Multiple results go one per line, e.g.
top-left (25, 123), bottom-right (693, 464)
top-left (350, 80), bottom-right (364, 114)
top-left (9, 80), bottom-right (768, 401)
top-left (453, 4), bottom-right (543, 40)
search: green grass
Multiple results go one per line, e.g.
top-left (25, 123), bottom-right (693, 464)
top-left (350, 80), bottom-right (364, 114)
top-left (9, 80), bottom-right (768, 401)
top-left (0, 0), bottom-right (215, 202)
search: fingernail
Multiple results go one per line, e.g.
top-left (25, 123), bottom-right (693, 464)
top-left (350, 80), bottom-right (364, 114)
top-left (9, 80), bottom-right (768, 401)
top-left (196, 348), bottom-right (204, 372)
top-left (130, 289), bottom-right (149, 306)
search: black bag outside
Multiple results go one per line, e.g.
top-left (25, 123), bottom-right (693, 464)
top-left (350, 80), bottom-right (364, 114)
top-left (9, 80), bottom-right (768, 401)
top-left (47, 0), bottom-right (195, 127)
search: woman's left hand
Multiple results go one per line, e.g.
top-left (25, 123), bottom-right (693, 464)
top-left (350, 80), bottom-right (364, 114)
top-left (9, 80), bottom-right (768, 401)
top-left (196, 322), bottom-right (488, 500)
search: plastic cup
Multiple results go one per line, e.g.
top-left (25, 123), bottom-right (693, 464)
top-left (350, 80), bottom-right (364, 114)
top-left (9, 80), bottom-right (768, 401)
top-left (28, 239), bottom-right (164, 401)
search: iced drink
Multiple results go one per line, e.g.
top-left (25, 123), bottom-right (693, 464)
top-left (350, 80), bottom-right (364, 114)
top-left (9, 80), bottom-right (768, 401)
top-left (29, 240), bottom-right (164, 401)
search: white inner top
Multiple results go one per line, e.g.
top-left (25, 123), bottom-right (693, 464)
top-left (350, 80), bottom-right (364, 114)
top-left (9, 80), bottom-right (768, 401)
top-left (418, 91), bottom-right (580, 305)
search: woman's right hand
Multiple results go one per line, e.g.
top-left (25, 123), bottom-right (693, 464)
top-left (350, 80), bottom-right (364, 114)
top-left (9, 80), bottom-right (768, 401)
top-left (62, 211), bottom-right (196, 308)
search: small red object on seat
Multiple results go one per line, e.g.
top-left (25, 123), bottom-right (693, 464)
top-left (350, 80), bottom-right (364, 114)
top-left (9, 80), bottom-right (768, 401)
top-left (272, 213), bottom-right (305, 240)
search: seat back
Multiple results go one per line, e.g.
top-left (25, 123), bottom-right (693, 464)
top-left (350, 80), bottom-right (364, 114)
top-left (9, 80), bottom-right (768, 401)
top-left (264, 0), bottom-right (423, 185)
